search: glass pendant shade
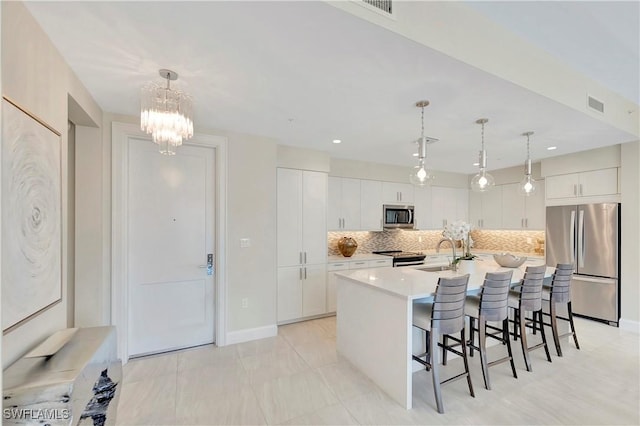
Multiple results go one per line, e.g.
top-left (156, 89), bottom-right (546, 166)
top-left (410, 158), bottom-right (435, 186)
top-left (470, 168), bottom-right (495, 192)
top-left (519, 174), bottom-right (537, 195)
top-left (141, 69), bottom-right (194, 155)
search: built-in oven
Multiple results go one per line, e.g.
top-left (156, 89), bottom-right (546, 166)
top-left (383, 204), bottom-right (414, 229)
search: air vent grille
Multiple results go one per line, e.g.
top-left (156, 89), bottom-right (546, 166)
top-left (588, 95), bottom-right (604, 113)
top-left (362, 0), bottom-right (392, 14)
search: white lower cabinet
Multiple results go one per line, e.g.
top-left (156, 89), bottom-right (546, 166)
top-left (278, 264), bottom-right (327, 323)
top-left (327, 257), bottom-right (393, 313)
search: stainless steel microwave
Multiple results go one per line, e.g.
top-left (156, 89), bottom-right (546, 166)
top-left (383, 204), bottom-right (415, 229)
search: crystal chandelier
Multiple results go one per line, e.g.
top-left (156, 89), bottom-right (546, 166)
top-left (410, 100), bottom-right (437, 186)
top-left (140, 69), bottom-right (194, 155)
top-left (470, 118), bottom-right (495, 192)
top-left (519, 131), bottom-right (537, 195)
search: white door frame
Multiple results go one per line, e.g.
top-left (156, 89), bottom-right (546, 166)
top-left (111, 122), bottom-right (228, 363)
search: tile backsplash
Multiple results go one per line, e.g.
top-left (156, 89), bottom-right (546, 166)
top-left (328, 229), bottom-right (545, 256)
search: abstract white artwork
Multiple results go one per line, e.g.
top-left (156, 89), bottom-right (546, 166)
top-left (2, 97), bottom-right (62, 332)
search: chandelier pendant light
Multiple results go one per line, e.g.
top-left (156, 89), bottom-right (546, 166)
top-left (141, 69), bottom-right (194, 155)
top-left (470, 118), bottom-right (495, 192)
top-left (410, 100), bottom-right (437, 186)
top-left (519, 131), bottom-right (537, 196)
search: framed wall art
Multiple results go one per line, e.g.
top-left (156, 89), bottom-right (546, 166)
top-left (2, 96), bottom-right (62, 333)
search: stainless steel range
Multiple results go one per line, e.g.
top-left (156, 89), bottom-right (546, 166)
top-left (372, 250), bottom-right (426, 267)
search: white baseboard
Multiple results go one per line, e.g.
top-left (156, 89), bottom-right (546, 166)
top-left (619, 319), bottom-right (640, 334)
top-left (225, 324), bottom-right (278, 345)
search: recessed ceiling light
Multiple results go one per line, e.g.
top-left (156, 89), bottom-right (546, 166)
top-left (412, 153), bottom-right (419, 157)
top-left (547, 146), bottom-right (557, 151)
top-left (332, 139), bottom-right (341, 144)
top-left (473, 162), bottom-right (480, 166)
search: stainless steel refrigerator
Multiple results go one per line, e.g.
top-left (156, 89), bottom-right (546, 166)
top-left (546, 203), bottom-right (620, 325)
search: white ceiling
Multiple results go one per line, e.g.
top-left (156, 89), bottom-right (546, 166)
top-left (23, 1), bottom-right (639, 175)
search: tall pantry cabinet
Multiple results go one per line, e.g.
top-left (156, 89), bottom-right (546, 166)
top-left (276, 168), bottom-right (328, 323)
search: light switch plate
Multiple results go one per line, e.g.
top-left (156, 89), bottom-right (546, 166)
top-left (240, 238), bottom-right (251, 248)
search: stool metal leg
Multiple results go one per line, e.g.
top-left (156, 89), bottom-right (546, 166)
top-left (568, 302), bottom-right (581, 350)
top-left (478, 317), bottom-right (490, 390)
top-left (537, 310), bottom-right (552, 363)
top-left (550, 301), bottom-right (563, 356)
top-left (503, 318), bottom-right (518, 380)
top-left (430, 326), bottom-right (444, 414)
top-left (519, 308), bottom-right (532, 372)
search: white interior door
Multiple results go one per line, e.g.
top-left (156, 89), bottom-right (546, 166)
top-left (128, 139), bottom-right (215, 356)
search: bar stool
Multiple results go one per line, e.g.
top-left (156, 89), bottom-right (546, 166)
top-left (509, 264), bottom-right (552, 372)
top-left (465, 270), bottom-right (517, 390)
top-left (542, 263), bottom-right (580, 356)
top-left (412, 274), bottom-right (474, 414)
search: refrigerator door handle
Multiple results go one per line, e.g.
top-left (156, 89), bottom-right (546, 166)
top-left (570, 210), bottom-right (576, 266)
top-left (578, 209), bottom-right (585, 268)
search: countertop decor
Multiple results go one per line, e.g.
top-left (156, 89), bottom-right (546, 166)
top-left (337, 236), bottom-right (358, 257)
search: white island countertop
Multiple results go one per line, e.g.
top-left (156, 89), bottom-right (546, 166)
top-left (335, 260), bottom-right (555, 301)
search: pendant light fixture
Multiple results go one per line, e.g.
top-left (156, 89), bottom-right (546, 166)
top-left (470, 118), bottom-right (495, 192)
top-left (519, 131), bottom-right (537, 196)
top-left (409, 100), bottom-right (437, 186)
top-left (141, 69), bottom-right (194, 155)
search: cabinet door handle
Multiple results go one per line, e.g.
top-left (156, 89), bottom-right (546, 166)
top-left (299, 268), bottom-right (303, 280)
top-left (304, 267), bottom-right (307, 279)
top-left (579, 184), bottom-right (583, 196)
top-left (299, 252), bottom-right (303, 264)
top-left (304, 252), bottom-right (307, 264)
top-left (573, 184), bottom-right (577, 196)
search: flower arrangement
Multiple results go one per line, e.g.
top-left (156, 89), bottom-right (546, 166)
top-left (442, 220), bottom-right (476, 265)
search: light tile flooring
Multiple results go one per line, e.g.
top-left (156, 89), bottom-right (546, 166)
top-left (116, 316), bottom-right (640, 425)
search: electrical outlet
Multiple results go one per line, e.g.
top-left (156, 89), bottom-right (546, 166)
top-left (418, 236), bottom-right (423, 243)
top-left (240, 238), bottom-right (251, 248)
top-left (526, 237), bottom-right (533, 244)
top-left (242, 298), bottom-right (248, 308)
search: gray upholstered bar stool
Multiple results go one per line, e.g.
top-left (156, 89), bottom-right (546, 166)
top-left (542, 263), bottom-right (580, 356)
top-left (509, 264), bottom-right (552, 372)
top-left (412, 274), bottom-right (474, 414)
top-left (465, 270), bottom-right (517, 390)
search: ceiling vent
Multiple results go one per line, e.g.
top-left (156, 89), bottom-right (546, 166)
top-left (362, 0), bottom-right (393, 15)
top-left (587, 95), bottom-right (605, 114)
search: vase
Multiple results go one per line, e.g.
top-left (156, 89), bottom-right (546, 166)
top-left (457, 259), bottom-right (475, 274)
top-left (337, 237), bottom-right (358, 257)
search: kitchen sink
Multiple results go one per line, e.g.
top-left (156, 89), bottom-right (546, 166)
top-left (417, 265), bottom-right (452, 272)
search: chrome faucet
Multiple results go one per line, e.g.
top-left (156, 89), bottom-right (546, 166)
top-left (436, 237), bottom-right (457, 271)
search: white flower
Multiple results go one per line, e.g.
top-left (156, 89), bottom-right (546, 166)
top-left (443, 220), bottom-right (471, 241)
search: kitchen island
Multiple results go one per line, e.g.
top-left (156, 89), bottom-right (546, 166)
top-left (335, 261), bottom-right (554, 409)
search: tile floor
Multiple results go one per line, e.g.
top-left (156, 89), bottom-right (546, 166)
top-left (116, 316), bottom-right (640, 425)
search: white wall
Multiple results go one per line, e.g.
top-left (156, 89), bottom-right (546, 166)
top-left (330, 157), bottom-right (468, 188)
top-left (620, 141), bottom-right (640, 329)
top-left (541, 145), bottom-right (620, 177)
top-left (1, 1), bottom-right (103, 367)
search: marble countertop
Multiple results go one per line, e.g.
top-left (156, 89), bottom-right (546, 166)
top-left (335, 260), bottom-right (554, 300)
top-left (329, 249), bottom-right (543, 262)
top-left (328, 253), bottom-right (392, 262)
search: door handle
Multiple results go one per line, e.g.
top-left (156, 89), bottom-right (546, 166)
top-left (201, 253), bottom-right (214, 275)
top-left (570, 210), bottom-right (576, 265)
top-left (578, 209), bottom-right (585, 268)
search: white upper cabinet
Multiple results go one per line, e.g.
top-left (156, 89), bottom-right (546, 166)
top-left (413, 185), bottom-right (432, 230)
top-left (382, 182), bottom-right (414, 204)
top-left (328, 177), bottom-right (361, 231)
top-left (360, 179), bottom-right (383, 231)
top-left (546, 168), bottom-right (618, 200)
top-left (430, 186), bottom-right (468, 229)
top-left (328, 177), bottom-right (382, 231)
top-left (501, 182), bottom-right (545, 230)
top-left (470, 189), bottom-right (502, 229)
top-left (277, 168), bottom-right (327, 267)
